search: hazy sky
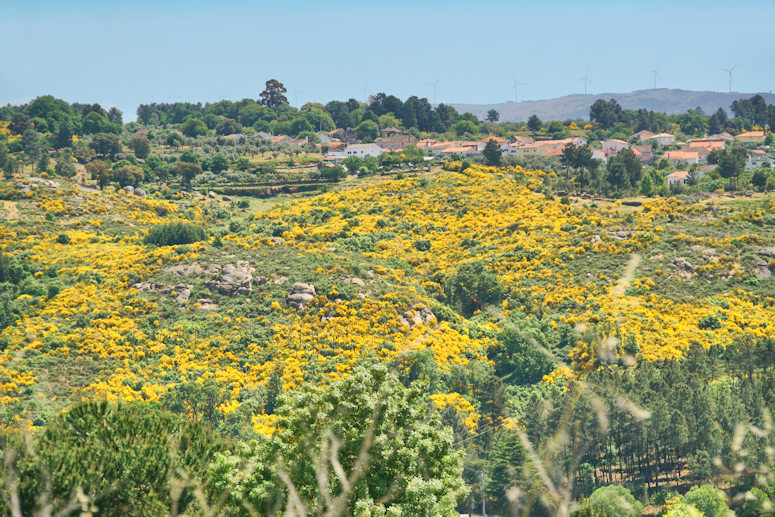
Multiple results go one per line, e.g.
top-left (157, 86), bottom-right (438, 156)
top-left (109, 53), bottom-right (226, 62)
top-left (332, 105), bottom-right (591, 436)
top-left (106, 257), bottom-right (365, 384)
top-left (2, 0), bottom-right (773, 120)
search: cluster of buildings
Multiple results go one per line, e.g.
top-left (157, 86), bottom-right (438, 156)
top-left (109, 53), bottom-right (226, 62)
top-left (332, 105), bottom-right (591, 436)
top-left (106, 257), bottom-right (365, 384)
top-left (177, 123), bottom-right (773, 183)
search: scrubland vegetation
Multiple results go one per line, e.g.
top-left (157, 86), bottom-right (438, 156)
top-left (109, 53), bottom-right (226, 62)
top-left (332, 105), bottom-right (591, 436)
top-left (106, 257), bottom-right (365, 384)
top-left (0, 90), bottom-right (774, 516)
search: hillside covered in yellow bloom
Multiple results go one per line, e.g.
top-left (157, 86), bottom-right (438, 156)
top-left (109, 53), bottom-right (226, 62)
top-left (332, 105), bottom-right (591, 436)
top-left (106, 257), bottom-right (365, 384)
top-left (1, 165), bottom-right (774, 430)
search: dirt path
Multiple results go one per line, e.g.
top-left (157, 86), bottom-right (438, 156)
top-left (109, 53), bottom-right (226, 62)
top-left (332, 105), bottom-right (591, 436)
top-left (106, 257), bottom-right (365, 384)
top-left (0, 201), bottom-right (19, 219)
top-left (1, 200), bottom-right (19, 219)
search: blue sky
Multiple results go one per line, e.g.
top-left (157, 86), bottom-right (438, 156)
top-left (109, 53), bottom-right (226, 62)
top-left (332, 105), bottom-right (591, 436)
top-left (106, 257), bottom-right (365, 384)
top-left (1, 0), bottom-right (773, 120)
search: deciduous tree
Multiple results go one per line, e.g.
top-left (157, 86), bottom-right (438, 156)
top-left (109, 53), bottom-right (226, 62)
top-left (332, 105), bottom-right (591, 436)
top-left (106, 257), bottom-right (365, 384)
top-left (259, 79), bottom-right (289, 110)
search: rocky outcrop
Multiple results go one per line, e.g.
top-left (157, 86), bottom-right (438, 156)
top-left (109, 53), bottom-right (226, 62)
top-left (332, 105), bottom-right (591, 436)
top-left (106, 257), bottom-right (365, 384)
top-left (131, 282), bottom-right (165, 292)
top-left (758, 247), bottom-right (775, 258)
top-left (164, 264), bottom-right (206, 277)
top-left (287, 283), bottom-right (316, 310)
top-left (608, 230), bottom-right (635, 240)
top-left (174, 285), bottom-right (192, 304)
top-left (195, 298), bottom-right (218, 310)
top-left (672, 257), bottom-right (696, 271)
top-left (12, 181), bottom-right (32, 195)
top-left (399, 305), bottom-right (436, 327)
top-left (342, 276), bottom-right (365, 287)
top-left (754, 255), bottom-right (772, 278)
top-left (133, 187), bottom-right (147, 198)
top-left (205, 261), bottom-right (255, 296)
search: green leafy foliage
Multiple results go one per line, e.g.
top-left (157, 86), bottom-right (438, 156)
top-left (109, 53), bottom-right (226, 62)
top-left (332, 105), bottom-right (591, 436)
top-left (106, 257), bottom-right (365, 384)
top-left (145, 222), bottom-right (205, 246)
top-left (444, 261), bottom-right (504, 317)
top-left (209, 363), bottom-right (467, 516)
top-left (2, 401), bottom-right (224, 516)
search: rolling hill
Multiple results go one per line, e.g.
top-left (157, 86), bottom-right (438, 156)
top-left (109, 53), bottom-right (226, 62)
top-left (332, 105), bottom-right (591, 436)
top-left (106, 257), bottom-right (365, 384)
top-left (452, 88), bottom-right (775, 122)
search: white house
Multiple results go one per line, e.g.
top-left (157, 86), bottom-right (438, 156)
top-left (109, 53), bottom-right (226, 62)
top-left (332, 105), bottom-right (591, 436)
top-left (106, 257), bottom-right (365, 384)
top-left (592, 149), bottom-right (608, 162)
top-left (344, 143), bottom-right (383, 158)
top-left (747, 149), bottom-right (770, 169)
top-left (601, 139), bottom-right (629, 153)
top-left (652, 133), bottom-right (676, 145)
top-left (667, 170), bottom-right (690, 185)
top-left (633, 130), bottom-right (656, 142)
top-left (324, 151), bottom-right (347, 165)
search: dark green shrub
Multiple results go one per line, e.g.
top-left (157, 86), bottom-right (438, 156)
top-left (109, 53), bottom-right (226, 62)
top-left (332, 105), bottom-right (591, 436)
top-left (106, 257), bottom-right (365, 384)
top-left (145, 222), bottom-right (205, 246)
top-left (413, 239), bottom-right (431, 251)
top-left (56, 233), bottom-right (71, 244)
top-left (698, 314), bottom-right (722, 330)
top-left (443, 261), bottom-right (504, 317)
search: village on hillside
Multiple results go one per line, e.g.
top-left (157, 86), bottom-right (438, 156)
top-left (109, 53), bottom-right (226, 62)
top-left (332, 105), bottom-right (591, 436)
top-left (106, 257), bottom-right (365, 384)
top-left (207, 125), bottom-right (773, 179)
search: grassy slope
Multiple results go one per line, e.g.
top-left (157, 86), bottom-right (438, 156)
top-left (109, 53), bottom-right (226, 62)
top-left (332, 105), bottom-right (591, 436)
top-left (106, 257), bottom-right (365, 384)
top-left (0, 166), bottom-right (773, 428)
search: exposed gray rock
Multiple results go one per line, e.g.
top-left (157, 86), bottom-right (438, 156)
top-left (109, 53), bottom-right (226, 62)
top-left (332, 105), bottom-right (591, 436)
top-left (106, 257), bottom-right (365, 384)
top-left (208, 191), bottom-right (217, 199)
top-left (758, 247), bottom-right (775, 258)
top-left (122, 185), bottom-right (135, 195)
top-left (12, 181), bottom-right (32, 194)
top-left (342, 276), bottom-right (365, 287)
top-left (273, 275), bottom-right (288, 285)
top-left (195, 298), bottom-right (218, 310)
top-left (590, 234), bottom-right (602, 244)
top-left (672, 257), bottom-right (696, 272)
top-left (131, 282), bottom-right (166, 292)
top-left (608, 230), bottom-right (635, 240)
top-left (133, 187), bottom-right (147, 198)
top-left (174, 285), bottom-right (192, 304)
top-left (270, 237), bottom-right (284, 245)
top-left (206, 261), bottom-right (254, 296)
top-left (205, 264), bottom-right (223, 275)
top-left (222, 195), bottom-right (232, 202)
top-left (165, 264), bottom-right (205, 277)
top-left (287, 282), bottom-right (316, 311)
top-left (399, 305), bottom-right (436, 328)
top-left (755, 266), bottom-right (772, 279)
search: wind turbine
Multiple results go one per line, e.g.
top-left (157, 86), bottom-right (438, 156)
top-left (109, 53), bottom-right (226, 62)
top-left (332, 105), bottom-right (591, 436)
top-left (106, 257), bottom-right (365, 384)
top-left (426, 77), bottom-right (440, 104)
top-left (720, 64), bottom-right (738, 93)
top-left (577, 66), bottom-right (593, 95)
top-left (361, 78), bottom-right (372, 104)
top-left (511, 74), bottom-right (526, 102)
top-left (293, 88), bottom-right (304, 107)
top-left (649, 65), bottom-right (660, 90)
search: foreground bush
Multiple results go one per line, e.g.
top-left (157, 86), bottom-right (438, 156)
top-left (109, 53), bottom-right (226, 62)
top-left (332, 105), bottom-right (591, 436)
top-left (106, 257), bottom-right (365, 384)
top-left (682, 485), bottom-right (730, 517)
top-left (208, 363), bottom-right (468, 516)
top-left (575, 485), bottom-right (643, 517)
top-left (2, 401), bottom-right (224, 516)
top-left (145, 221), bottom-right (205, 246)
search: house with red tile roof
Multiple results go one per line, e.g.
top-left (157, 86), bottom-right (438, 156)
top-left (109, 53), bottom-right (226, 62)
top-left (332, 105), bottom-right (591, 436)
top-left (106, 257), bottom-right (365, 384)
top-left (667, 170), bottom-right (690, 185)
top-left (736, 130), bottom-right (765, 143)
top-left (481, 136), bottom-right (508, 146)
top-left (602, 139), bottom-right (629, 153)
top-left (428, 141), bottom-right (460, 155)
top-left (442, 146), bottom-right (481, 157)
top-left (687, 139), bottom-right (725, 151)
top-left (663, 150), bottom-right (699, 165)
top-left (747, 149), bottom-right (770, 168)
top-left (633, 130), bottom-right (656, 142)
top-left (631, 145), bottom-right (654, 163)
top-left (653, 133), bottom-right (676, 145)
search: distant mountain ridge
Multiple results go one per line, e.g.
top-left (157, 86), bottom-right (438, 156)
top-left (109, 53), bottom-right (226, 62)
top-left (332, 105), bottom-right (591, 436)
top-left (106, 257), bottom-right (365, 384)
top-left (451, 89), bottom-right (775, 123)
